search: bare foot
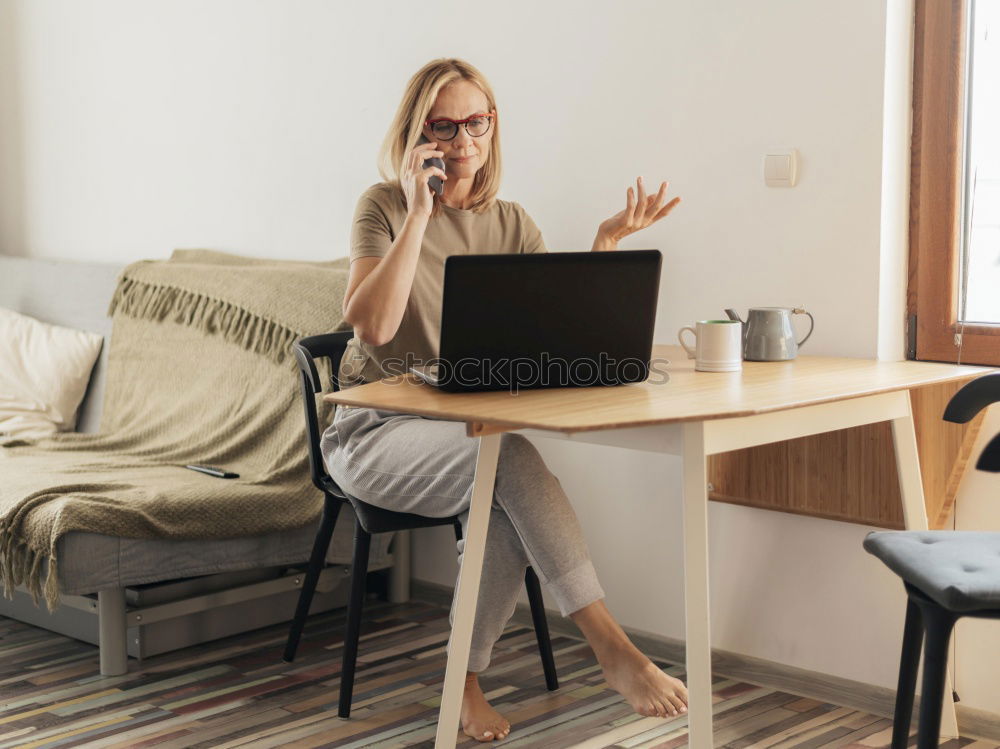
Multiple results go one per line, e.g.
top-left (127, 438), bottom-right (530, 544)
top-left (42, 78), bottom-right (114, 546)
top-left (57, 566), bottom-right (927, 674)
top-left (461, 673), bottom-right (511, 742)
top-left (597, 642), bottom-right (689, 719)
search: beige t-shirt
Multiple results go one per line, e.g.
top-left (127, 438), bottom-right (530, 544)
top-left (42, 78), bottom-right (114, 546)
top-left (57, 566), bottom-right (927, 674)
top-left (338, 182), bottom-right (547, 388)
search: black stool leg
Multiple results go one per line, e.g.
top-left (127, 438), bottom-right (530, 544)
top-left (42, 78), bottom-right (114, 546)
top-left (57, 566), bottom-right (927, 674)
top-left (914, 599), bottom-right (958, 749)
top-left (524, 566), bottom-right (559, 691)
top-left (284, 495), bottom-right (342, 663)
top-left (339, 515), bottom-right (372, 719)
top-left (891, 597), bottom-right (924, 749)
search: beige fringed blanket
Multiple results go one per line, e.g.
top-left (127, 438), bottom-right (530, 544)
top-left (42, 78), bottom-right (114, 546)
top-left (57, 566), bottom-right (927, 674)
top-left (0, 249), bottom-right (351, 610)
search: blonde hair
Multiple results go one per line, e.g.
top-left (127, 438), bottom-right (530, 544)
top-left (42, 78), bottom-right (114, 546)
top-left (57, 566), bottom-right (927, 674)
top-left (377, 58), bottom-right (501, 217)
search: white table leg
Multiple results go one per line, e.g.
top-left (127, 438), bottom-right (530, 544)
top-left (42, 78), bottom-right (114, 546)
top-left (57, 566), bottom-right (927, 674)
top-left (682, 422), bottom-right (714, 748)
top-left (434, 432), bottom-right (501, 749)
top-left (891, 394), bottom-right (959, 740)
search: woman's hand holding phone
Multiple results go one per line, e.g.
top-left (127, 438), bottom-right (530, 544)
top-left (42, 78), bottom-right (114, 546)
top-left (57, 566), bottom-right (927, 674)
top-left (402, 137), bottom-right (447, 218)
top-left (418, 135), bottom-right (446, 197)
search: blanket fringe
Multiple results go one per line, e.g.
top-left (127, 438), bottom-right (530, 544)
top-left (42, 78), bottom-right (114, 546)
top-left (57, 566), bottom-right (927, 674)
top-left (1, 538), bottom-right (60, 611)
top-left (107, 277), bottom-right (302, 367)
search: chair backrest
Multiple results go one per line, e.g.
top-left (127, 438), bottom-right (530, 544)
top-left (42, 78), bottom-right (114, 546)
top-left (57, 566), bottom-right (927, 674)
top-left (944, 372), bottom-right (1000, 472)
top-left (292, 331), bottom-right (354, 494)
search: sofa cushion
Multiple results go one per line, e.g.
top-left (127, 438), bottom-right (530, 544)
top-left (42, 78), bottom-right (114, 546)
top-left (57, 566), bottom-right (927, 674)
top-left (0, 307), bottom-right (103, 441)
top-left (0, 256), bottom-right (121, 434)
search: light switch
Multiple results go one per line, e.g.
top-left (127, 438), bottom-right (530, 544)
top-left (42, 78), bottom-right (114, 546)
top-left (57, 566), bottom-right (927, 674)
top-left (764, 149), bottom-right (799, 187)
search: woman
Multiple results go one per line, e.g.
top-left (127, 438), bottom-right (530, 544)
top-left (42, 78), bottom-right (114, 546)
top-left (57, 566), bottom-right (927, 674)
top-left (321, 58), bottom-right (684, 743)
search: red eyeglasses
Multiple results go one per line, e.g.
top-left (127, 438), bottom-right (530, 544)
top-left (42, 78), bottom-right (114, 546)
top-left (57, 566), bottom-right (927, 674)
top-left (424, 112), bottom-right (495, 141)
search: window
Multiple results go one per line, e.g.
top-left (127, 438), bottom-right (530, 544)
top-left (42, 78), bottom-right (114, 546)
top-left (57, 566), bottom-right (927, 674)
top-left (963, 0), bottom-right (1000, 324)
top-left (909, 0), bottom-right (1000, 366)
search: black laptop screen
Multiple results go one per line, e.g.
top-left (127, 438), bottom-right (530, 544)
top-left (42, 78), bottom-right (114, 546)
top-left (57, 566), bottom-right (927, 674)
top-left (438, 250), bottom-right (661, 390)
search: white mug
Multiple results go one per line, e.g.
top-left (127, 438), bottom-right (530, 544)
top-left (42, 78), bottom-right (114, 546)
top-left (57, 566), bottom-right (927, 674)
top-left (677, 320), bottom-right (743, 372)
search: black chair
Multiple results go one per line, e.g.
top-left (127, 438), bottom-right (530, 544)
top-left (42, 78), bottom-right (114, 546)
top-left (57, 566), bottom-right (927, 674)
top-left (283, 331), bottom-right (559, 718)
top-left (864, 372), bottom-right (1000, 749)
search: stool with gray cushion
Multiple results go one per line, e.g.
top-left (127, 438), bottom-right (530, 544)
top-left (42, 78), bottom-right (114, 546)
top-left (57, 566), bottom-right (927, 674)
top-left (282, 331), bottom-right (559, 719)
top-left (864, 372), bottom-right (1000, 749)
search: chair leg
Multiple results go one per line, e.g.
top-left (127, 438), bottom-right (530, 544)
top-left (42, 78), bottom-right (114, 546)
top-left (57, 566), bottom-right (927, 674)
top-left (524, 566), bottom-right (559, 691)
top-left (457, 517), bottom-right (559, 691)
top-left (339, 515), bottom-right (373, 719)
top-left (891, 597), bottom-right (924, 749)
top-left (284, 495), bottom-right (342, 663)
top-left (914, 599), bottom-right (958, 749)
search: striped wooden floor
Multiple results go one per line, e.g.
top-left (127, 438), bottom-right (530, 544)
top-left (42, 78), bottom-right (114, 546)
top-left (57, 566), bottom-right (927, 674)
top-left (0, 599), bottom-right (996, 748)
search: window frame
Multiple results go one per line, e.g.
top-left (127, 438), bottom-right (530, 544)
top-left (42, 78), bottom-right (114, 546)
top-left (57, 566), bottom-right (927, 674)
top-left (908, 0), bottom-right (1000, 366)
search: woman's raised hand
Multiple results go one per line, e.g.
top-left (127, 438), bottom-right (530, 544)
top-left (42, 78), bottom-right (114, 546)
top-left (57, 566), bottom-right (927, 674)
top-left (597, 176), bottom-right (681, 246)
top-left (402, 140), bottom-right (448, 218)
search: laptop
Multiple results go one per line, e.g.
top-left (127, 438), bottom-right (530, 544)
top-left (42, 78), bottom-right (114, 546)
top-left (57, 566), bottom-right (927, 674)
top-left (409, 249), bottom-right (662, 393)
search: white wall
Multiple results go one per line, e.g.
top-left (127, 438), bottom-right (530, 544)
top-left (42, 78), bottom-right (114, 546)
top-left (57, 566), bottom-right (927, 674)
top-left (1, 0), bottom-right (997, 714)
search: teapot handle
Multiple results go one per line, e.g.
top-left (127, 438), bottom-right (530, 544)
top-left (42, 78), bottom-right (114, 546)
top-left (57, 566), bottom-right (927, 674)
top-left (793, 308), bottom-right (815, 347)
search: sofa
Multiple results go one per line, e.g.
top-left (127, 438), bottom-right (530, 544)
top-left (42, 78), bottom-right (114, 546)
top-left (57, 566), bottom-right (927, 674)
top-left (0, 254), bottom-right (400, 675)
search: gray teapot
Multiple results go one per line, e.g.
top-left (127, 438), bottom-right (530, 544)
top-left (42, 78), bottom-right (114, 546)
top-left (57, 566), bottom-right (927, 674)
top-left (724, 307), bottom-right (815, 361)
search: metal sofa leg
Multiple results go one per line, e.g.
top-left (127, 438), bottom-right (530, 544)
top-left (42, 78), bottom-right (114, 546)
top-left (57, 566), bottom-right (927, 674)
top-left (388, 530), bottom-right (411, 604)
top-left (98, 588), bottom-right (128, 676)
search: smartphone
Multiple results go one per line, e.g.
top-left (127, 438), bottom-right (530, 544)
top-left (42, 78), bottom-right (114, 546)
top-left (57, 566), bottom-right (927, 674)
top-left (417, 134), bottom-right (445, 196)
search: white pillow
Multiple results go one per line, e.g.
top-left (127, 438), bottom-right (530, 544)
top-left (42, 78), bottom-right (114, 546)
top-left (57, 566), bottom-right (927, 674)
top-left (0, 307), bottom-right (104, 441)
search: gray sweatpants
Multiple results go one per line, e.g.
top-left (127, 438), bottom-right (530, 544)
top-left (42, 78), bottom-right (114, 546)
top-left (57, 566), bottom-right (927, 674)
top-left (320, 404), bottom-right (605, 672)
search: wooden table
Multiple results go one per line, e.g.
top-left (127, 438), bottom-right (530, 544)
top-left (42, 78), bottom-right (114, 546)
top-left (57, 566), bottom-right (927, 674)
top-left (325, 344), bottom-right (994, 748)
